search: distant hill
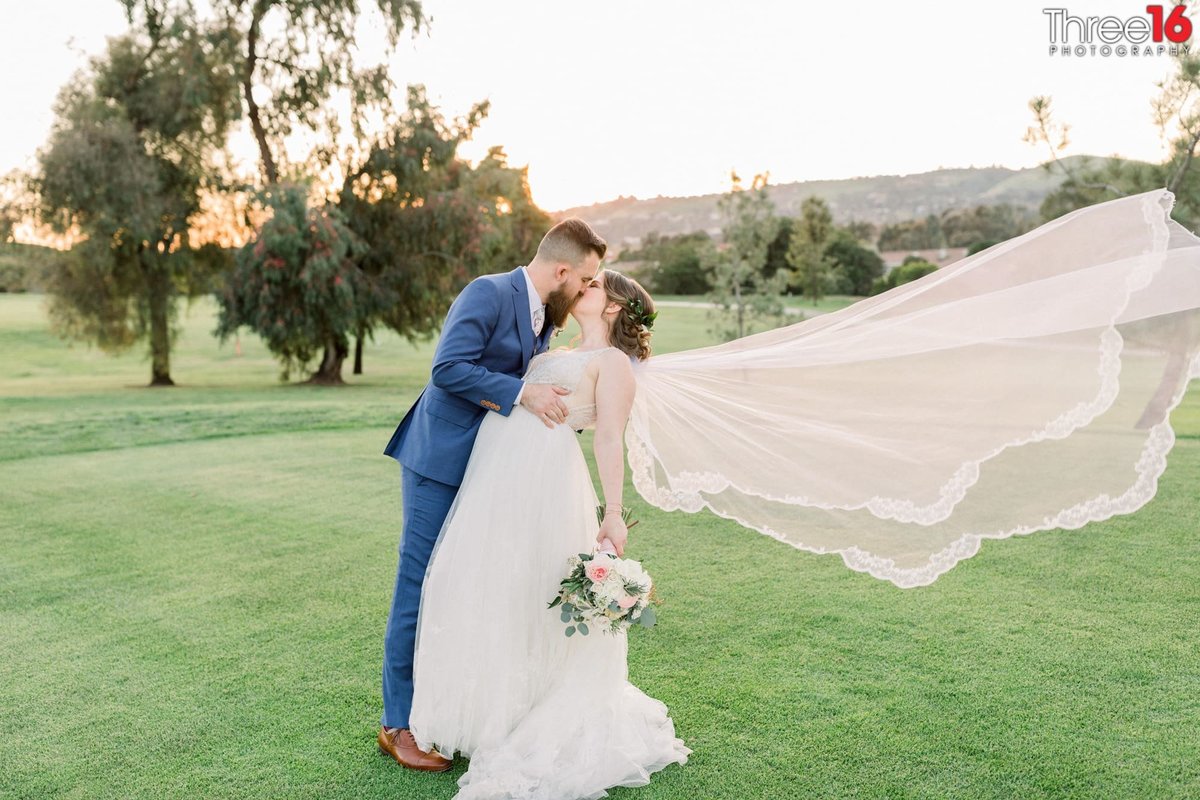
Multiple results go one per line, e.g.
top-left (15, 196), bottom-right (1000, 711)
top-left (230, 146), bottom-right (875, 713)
top-left (553, 156), bottom-right (1128, 254)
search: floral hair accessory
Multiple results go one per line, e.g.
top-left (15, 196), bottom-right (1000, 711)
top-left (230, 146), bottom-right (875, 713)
top-left (625, 297), bottom-right (658, 331)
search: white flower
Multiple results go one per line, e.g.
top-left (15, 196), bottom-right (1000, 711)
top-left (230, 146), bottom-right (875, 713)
top-left (613, 557), bottom-right (652, 594)
top-left (614, 557), bottom-right (646, 581)
top-left (591, 579), bottom-right (622, 606)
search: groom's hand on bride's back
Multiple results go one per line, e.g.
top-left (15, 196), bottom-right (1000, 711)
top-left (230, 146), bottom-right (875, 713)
top-left (520, 384), bottom-right (572, 428)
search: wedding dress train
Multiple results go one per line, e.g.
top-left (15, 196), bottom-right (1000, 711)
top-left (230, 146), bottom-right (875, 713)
top-left (409, 347), bottom-right (691, 800)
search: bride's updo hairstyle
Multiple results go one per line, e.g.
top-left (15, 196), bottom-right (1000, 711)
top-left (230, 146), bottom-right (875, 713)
top-left (603, 270), bottom-right (656, 362)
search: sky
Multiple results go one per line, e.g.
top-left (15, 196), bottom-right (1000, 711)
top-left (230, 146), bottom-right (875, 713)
top-left (0, 0), bottom-right (1190, 211)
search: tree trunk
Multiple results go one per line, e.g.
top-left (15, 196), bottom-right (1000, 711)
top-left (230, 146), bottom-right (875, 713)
top-left (308, 335), bottom-right (348, 385)
top-left (734, 281), bottom-right (744, 339)
top-left (353, 331), bottom-right (364, 375)
top-left (244, 0), bottom-right (277, 185)
top-left (147, 272), bottom-right (174, 387)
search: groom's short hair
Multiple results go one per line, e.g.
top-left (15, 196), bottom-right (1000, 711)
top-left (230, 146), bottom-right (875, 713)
top-left (536, 218), bottom-right (607, 267)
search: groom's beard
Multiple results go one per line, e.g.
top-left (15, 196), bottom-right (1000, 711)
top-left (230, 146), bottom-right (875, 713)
top-left (545, 285), bottom-right (579, 331)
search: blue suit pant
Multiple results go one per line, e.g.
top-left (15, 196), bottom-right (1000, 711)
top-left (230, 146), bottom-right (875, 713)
top-left (381, 465), bottom-right (459, 729)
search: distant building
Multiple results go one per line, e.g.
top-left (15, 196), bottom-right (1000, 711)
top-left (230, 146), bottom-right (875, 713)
top-left (879, 246), bottom-right (969, 273)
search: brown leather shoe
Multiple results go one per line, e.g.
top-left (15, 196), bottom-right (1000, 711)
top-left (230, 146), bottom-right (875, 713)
top-left (377, 726), bottom-right (453, 772)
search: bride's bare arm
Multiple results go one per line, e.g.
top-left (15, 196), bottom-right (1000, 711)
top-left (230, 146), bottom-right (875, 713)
top-left (593, 350), bottom-right (636, 556)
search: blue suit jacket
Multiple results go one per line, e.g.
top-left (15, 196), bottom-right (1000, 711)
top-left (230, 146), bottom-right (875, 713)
top-left (383, 267), bottom-right (555, 486)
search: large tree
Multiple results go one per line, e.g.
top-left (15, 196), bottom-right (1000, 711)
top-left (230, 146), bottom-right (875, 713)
top-left (200, 0), bottom-right (431, 380)
top-left (29, 3), bottom-right (238, 385)
top-left (211, 2), bottom-right (553, 382)
top-left (706, 172), bottom-right (788, 341)
top-left (215, 184), bottom-right (364, 383)
top-left (461, 147), bottom-right (554, 284)
top-left (786, 196), bottom-right (836, 304)
top-left (216, 0), bottom-right (427, 185)
top-left (219, 88), bottom-right (551, 383)
top-left (334, 86), bottom-right (490, 379)
top-left (333, 87), bottom-right (552, 381)
top-left (337, 97), bottom-right (552, 378)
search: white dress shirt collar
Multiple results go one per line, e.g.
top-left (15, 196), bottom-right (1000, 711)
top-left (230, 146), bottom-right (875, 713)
top-left (520, 266), bottom-right (544, 316)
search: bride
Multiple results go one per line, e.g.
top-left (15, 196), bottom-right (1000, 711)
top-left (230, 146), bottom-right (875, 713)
top-left (408, 269), bottom-right (690, 799)
top-left (403, 186), bottom-right (1200, 797)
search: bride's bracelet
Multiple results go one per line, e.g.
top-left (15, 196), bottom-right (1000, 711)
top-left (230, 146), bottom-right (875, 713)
top-left (603, 504), bottom-right (624, 516)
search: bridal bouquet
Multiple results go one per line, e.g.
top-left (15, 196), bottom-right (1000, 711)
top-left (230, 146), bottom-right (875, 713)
top-left (547, 507), bottom-right (658, 637)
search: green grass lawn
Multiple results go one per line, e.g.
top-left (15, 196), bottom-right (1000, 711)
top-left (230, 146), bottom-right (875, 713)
top-left (1, 292), bottom-right (1198, 799)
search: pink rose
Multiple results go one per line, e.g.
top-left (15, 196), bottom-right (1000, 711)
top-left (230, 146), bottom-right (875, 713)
top-left (617, 594), bottom-right (638, 610)
top-left (585, 559), bottom-right (612, 583)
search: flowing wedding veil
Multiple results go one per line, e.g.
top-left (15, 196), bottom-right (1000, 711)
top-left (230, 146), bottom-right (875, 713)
top-left (625, 188), bottom-right (1200, 587)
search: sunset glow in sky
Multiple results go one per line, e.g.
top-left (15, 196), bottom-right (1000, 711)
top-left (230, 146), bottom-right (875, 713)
top-left (0, 1), bottom-right (1188, 211)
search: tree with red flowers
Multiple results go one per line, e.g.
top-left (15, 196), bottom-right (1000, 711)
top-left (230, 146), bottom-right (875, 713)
top-left (215, 185), bottom-right (364, 384)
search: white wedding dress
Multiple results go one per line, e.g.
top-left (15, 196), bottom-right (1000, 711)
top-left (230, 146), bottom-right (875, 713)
top-left (409, 346), bottom-right (691, 800)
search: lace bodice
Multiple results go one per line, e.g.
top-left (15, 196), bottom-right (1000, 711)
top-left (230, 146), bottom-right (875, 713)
top-left (523, 347), bottom-right (616, 430)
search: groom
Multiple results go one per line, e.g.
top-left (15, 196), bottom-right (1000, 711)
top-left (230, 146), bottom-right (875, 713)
top-left (378, 218), bottom-right (607, 771)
